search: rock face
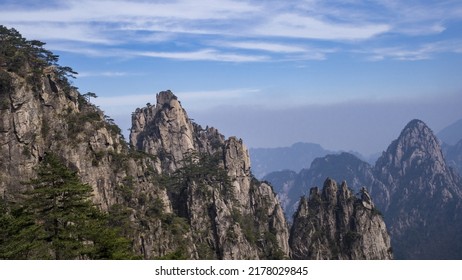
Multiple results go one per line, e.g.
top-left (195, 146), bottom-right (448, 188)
top-left (130, 91), bottom-right (225, 174)
top-left (290, 178), bottom-right (392, 260)
top-left (130, 91), bottom-right (290, 259)
top-left (1, 63), bottom-right (290, 259)
top-left (264, 152), bottom-right (389, 221)
top-left (374, 119), bottom-right (462, 259)
top-left (263, 170), bottom-right (299, 218)
top-left (0, 62), bottom-right (190, 259)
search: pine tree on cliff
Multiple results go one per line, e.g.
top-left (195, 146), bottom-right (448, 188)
top-left (0, 154), bottom-right (137, 259)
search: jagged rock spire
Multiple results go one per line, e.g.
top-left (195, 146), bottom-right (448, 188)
top-left (290, 178), bottom-right (392, 260)
top-left (129, 90), bottom-right (290, 259)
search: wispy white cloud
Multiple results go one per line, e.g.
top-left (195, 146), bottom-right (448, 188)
top-left (7, 23), bottom-right (118, 44)
top-left (214, 41), bottom-right (308, 53)
top-left (210, 40), bottom-right (334, 61)
top-left (1, 0), bottom-right (259, 22)
top-left (253, 13), bottom-right (390, 41)
top-left (2, 0), bottom-right (462, 62)
top-left (47, 43), bottom-right (269, 62)
top-left (0, 0), bottom-right (391, 42)
top-left (132, 49), bottom-right (269, 62)
top-left (364, 40), bottom-right (462, 61)
top-left (292, 0), bottom-right (460, 37)
top-left (77, 71), bottom-right (140, 78)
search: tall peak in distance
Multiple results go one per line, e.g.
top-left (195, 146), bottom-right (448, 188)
top-left (374, 119), bottom-right (462, 259)
top-left (395, 119), bottom-right (439, 152)
top-left (376, 119), bottom-right (448, 182)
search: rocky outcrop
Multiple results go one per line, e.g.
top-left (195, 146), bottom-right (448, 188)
top-left (264, 152), bottom-right (389, 221)
top-left (0, 63), bottom-right (193, 259)
top-left (130, 91), bottom-right (290, 259)
top-left (290, 178), bottom-right (392, 260)
top-left (1, 62), bottom-right (290, 259)
top-left (130, 91), bottom-right (225, 174)
top-left (374, 119), bottom-right (462, 259)
top-left (263, 170), bottom-right (298, 217)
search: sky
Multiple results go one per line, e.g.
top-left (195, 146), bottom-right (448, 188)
top-left (1, 0), bottom-right (462, 155)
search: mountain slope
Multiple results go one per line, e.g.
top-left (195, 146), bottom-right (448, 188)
top-left (374, 119), bottom-right (462, 259)
top-left (0, 27), bottom-right (182, 259)
top-left (130, 90), bottom-right (290, 259)
top-left (290, 178), bottom-right (392, 260)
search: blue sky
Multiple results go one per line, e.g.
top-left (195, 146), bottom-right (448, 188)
top-left (2, 0), bottom-right (462, 155)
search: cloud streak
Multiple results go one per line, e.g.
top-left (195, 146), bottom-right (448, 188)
top-left (364, 40), bottom-right (462, 61)
top-left (2, 0), bottom-right (462, 63)
top-left (134, 49), bottom-right (269, 62)
top-left (252, 13), bottom-right (390, 40)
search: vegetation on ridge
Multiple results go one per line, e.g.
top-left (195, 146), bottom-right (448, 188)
top-left (0, 154), bottom-right (137, 259)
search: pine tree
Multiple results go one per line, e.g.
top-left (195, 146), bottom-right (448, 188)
top-left (0, 153), bottom-right (137, 259)
top-left (0, 198), bottom-right (49, 259)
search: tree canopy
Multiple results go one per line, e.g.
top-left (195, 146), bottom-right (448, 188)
top-left (0, 25), bottom-right (77, 80)
top-left (0, 153), bottom-right (137, 259)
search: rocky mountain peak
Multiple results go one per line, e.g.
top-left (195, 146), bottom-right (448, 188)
top-left (129, 90), bottom-right (289, 259)
top-left (375, 119), bottom-right (459, 198)
top-left (374, 119), bottom-right (462, 259)
top-left (130, 90), bottom-right (225, 173)
top-left (156, 90), bottom-right (178, 107)
top-left (290, 178), bottom-right (392, 260)
top-left (321, 177), bottom-right (338, 203)
top-left (378, 119), bottom-right (445, 174)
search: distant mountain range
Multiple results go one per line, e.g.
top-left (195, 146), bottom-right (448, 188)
top-left (438, 118), bottom-right (462, 145)
top-left (249, 143), bottom-right (382, 180)
top-left (265, 119), bottom-right (462, 259)
top-left (443, 141), bottom-right (462, 176)
top-left (438, 118), bottom-right (462, 175)
top-left (249, 143), bottom-right (332, 179)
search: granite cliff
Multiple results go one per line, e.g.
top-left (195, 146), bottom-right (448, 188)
top-left (130, 90), bottom-right (290, 259)
top-left (374, 119), bottom-right (462, 259)
top-left (290, 178), bottom-right (392, 260)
